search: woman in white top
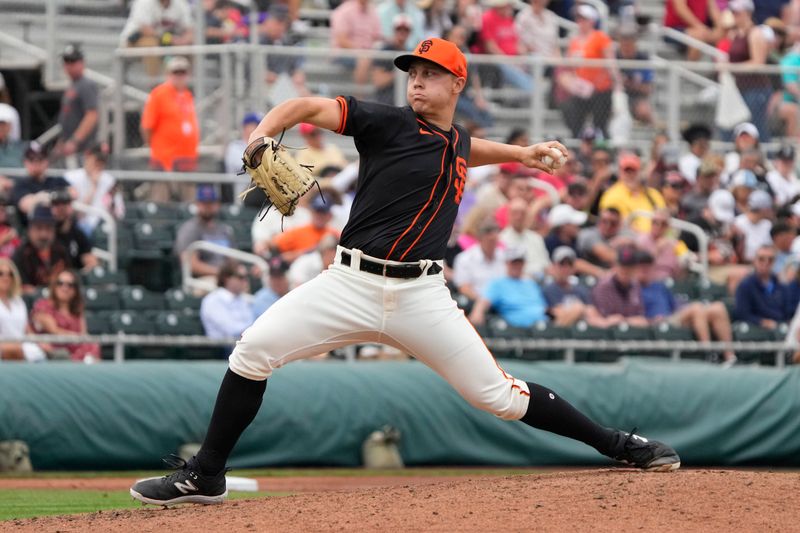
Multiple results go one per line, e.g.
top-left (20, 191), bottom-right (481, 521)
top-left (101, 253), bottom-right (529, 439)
top-left (64, 145), bottom-right (125, 237)
top-left (0, 258), bottom-right (46, 362)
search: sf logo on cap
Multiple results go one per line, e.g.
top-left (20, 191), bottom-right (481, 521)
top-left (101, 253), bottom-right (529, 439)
top-left (418, 40), bottom-right (433, 54)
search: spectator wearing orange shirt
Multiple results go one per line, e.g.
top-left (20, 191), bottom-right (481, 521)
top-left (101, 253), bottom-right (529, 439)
top-left (272, 194), bottom-right (340, 262)
top-left (558, 4), bottom-right (619, 138)
top-left (140, 56), bottom-right (199, 202)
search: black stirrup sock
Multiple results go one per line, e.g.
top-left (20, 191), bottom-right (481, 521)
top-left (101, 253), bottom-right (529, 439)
top-left (195, 368), bottom-right (267, 476)
top-left (520, 382), bottom-right (620, 457)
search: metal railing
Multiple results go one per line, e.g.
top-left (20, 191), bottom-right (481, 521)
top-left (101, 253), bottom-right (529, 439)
top-left (181, 240), bottom-right (267, 295)
top-left (0, 333), bottom-right (792, 367)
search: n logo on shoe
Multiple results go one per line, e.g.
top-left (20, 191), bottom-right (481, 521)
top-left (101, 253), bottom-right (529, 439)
top-left (174, 480), bottom-right (199, 494)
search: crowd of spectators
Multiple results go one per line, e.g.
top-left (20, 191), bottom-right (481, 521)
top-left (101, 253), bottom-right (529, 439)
top-left (6, 0), bottom-right (800, 365)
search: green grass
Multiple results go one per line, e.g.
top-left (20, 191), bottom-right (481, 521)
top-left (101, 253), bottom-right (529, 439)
top-left (0, 489), bottom-right (279, 521)
top-left (0, 466), bottom-right (540, 480)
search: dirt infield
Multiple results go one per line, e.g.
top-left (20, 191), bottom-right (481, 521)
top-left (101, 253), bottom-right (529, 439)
top-left (4, 469), bottom-right (799, 532)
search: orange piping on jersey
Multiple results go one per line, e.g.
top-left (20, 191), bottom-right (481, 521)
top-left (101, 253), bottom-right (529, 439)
top-left (335, 96), bottom-right (348, 135)
top-left (398, 125), bottom-right (459, 261)
top-left (385, 119), bottom-right (448, 261)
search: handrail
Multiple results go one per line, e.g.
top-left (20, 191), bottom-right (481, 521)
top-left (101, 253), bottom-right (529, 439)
top-left (181, 240), bottom-right (267, 295)
top-left (73, 201), bottom-right (118, 272)
top-left (0, 334), bottom-right (790, 367)
top-left (629, 210), bottom-right (709, 284)
top-left (657, 26), bottom-right (729, 62)
top-left (531, 178), bottom-right (560, 207)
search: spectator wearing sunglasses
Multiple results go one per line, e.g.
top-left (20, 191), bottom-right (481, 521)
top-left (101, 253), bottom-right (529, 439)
top-left (30, 269), bottom-right (99, 362)
top-left (734, 244), bottom-right (795, 328)
top-left (577, 207), bottom-right (633, 269)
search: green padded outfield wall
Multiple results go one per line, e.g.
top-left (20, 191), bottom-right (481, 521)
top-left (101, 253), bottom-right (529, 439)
top-left (0, 359), bottom-right (798, 469)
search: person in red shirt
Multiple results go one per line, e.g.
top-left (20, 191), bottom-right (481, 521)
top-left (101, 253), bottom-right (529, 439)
top-left (664, 0), bottom-right (722, 60)
top-left (140, 56), bottom-right (199, 202)
top-left (476, 0), bottom-right (532, 91)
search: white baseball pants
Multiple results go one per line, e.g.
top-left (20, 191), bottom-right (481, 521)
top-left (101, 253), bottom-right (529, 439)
top-left (229, 246), bottom-right (531, 420)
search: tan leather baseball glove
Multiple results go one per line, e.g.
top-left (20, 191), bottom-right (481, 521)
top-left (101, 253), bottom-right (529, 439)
top-left (239, 135), bottom-right (316, 216)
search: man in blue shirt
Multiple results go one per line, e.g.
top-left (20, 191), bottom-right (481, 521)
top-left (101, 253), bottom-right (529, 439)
top-left (638, 250), bottom-right (736, 364)
top-left (468, 247), bottom-right (548, 328)
top-left (735, 244), bottom-right (796, 328)
top-left (200, 260), bottom-right (254, 344)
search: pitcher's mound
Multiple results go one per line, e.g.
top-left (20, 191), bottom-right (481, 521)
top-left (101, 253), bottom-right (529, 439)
top-left (7, 469), bottom-right (799, 532)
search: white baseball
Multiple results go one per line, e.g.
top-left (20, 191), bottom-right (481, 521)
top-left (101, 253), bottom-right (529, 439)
top-left (541, 147), bottom-right (567, 170)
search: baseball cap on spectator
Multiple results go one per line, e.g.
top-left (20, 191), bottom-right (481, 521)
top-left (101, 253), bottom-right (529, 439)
top-left (776, 144), bottom-right (795, 161)
top-left (196, 185), bottom-right (219, 203)
top-left (552, 246), bottom-right (576, 264)
top-left (310, 194), bottom-right (331, 213)
top-left (505, 247), bottom-right (526, 262)
top-left (708, 189), bottom-right (736, 223)
top-left (392, 13), bottom-right (413, 30)
top-left (299, 123), bottom-right (320, 136)
top-left (619, 153), bottom-right (641, 171)
top-left (682, 124), bottom-right (712, 144)
top-left (568, 180), bottom-right (588, 196)
top-left (730, 169), bottom-right (757, 189)
top-left (580, 126), bottom-right (598, 142)
top-left (477, 218), bottom-right (501, 235)
top-left (636, 249), bottom-right (655, 265)
top-left (61, 43), bottom-right (84, 62)
top-left (394, 37), bottom-right (468, 79)
top-left (242, 113), bottom-right (261, 126)
top-left (166, 56), bottom-right (190, 73)
top-left (24, 142), bottom-right (47, 160)
top-left (748, 189), bottom-right (772, 211)
top-left (30, 204), bottom-right (55, 225)
top-left (0, 105), bottom-right (14, 124)
top-left (617, 244), bottom-right (639, 267)
top-left (664, 171), bottom-right (688, 189)
top-left (50, 189), bottom-right (72, 205)
top-left (575, 4), bottom-right (600, 21)
top-left (268, 256), bottom-right (290, 277)
top-left (734, 122), bottom-right (759, 140)
top-left (548, 204), bottom-right (588, 228)
top-left (499, 162), bottom-right (524, 175)
top-left (728, 0), bottom-right (754, 12)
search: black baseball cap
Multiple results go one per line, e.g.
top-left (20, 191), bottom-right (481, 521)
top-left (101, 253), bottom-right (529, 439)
top-left (24, 142), bottom-right (47, 160)
top-left (50, 189), bottom-right (72, 204)
top-left (776, 144), bottom-right (796, 161)
top-left (682, 124), bottom-right (712, 144)
top-left (268, 256), bottom-right (289, 277)
top-left (62, 43), bottom-right (84, 62)
top-left (617, 244), bottom-right (639, 267)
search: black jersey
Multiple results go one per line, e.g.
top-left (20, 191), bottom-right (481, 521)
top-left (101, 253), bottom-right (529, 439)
top-left (335, 96), bottom-right (470, 262)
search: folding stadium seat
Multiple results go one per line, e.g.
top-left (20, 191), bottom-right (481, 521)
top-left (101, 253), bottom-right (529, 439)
top-left (571, 320), bottom-right (613, 362)
top-left (665, 277), bottom-right (698, 303)
top-left (136, 201), bottom-right (180, 221)
top-left (453, 293), bottom-right (474, 315)
top-left (220, 204), bottom-right (259, 224)
top-left (486, 317), bottom-right (529, 359)
top-left (83, 265), bottom-right (128, 288)
top-left (133, 222), bottom-right (175, 253)
top-left (83, 287), bottom-right (120, 311)
top-left (85, 311), bottom-right (110, 334)
top-left (119, 285), bottom-right (165, 311)
top-left (164, 287), bottom-right (203, 312)
top-left (528, 321), bottom-right (571, 361)
top-left (651, 321), bottom-right (696, 359)
top-left (698, 279), bottom-right (728, 302)
top-left (150, 310), bottom-right (220, 359)
top-left (109, 311), bottom-right (151, 335)
top-left (733, 322), bottom-right (781, 365)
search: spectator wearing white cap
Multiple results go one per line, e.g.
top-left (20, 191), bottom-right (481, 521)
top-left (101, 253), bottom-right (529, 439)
top-left (468, 247), bottom-right (549, 328)
top-left (729, 168), bottom-right (758, 213)
top-left (766, 145), bottom-right (800, 206)
top-left (541, 245), bottom-right (612, 327)
top-left (728, 0), bottom-right (772, 141)
top-left (372, 13), bottom-right (416, 105)
top-left (722, 122), bottom-right (762, 183)
top-left (735, 189), bottom-right (775, 262)
top-left (544, 203), bottom-right (586, 255)
top-left (377, 0), bottom-right (425, 46)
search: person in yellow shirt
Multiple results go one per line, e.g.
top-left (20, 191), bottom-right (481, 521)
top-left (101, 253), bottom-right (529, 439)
top-left (293, 123), bottom-right (349, 176)
top-left (599, 153), bottom-right (665, 232)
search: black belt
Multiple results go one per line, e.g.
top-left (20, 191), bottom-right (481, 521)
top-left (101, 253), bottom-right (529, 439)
top-left (340, 251), bottom-right (442, 278)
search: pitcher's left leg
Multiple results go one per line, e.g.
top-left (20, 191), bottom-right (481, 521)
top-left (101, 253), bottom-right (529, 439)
top-left (384, 277), bottom-right (680, 471)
